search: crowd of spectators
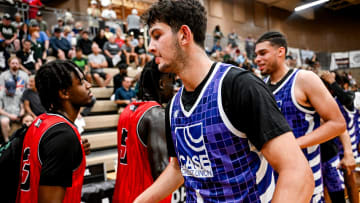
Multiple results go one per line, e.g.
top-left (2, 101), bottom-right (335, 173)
top-left (0, 0), bottom-right (154, 143)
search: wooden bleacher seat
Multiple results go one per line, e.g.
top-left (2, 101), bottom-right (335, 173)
top-left (91, 87), bottom-right (113, 99)
top-left (82, 131), bottom-right (117, 150)
top-left (83, 114), bottom-right (119, 131)
top-left (86, 148), bottom-right (118, 172)
top-left (90, 100), bottom-right (117, 113)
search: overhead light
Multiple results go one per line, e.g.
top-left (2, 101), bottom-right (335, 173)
top-left (294, 0), bottom-right (329, 12)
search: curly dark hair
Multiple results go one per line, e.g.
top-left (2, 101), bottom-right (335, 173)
top-left (138, 59), bottom-right (175, 104)
top-left (35, 60), bottom-right (84, 111)
top-left (256, 31), bottom-right (288, 55)
top-left (141, 0), bottom-right (207, 48)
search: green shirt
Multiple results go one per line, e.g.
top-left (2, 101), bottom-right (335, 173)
top-left (72, 57), bottom-right (88, 71)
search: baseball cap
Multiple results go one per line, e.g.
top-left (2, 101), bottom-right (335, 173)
top-left (3, 13), bottom-right (11, 20)
top-left (37, 11), bottom-right (43, 16)
top-left (54, 28), bottom-right (62, 33)
top-left (91, 0), bottom-right (97, 4)
top-left (57, 17), bottom-right (63, 21)
top-left (5, 80), bottom-right (16, 95)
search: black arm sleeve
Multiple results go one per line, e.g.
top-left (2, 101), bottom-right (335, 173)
top-left (222, 68), bottom-right (292, 151)
top-left (329, 82), bottom-right (354, 110)
top-left (165, 102), bottom-right (177, 157)
top-left (38, 123), bottom-right (83, 187)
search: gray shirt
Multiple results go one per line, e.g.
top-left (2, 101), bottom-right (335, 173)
top-left (0, 90), bottom-right (22, 116)
top-left (103, 42), bottom-right (121, 55)
top-left (127, 14), bottom-right (140, 30)
top-left (88, 53), bottom-right (106, 72)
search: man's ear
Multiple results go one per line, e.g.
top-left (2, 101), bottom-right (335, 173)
top-left (178, 25), bottom-right (192, 46)
top-left (58, 89), bottom-right (69, 100)
top-left (278, 47), bottom-right (286, 58)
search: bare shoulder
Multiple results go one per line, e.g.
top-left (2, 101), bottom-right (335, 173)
top-left (296, 69), bottom-right (323, 90)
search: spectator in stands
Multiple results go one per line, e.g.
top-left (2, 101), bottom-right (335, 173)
top-left (227, 29), bottom-right (238, 46)
top-left (114, 76), bottom-right (135, 107)
top-left (129, 32), bottom-right (139, 47)
top-left (18, 22), bottom-right (28, 45)
top-left (28, 23), bottom-right (49, 53)
top-left (0, 56), bottom-right (29, 93)
top-left (63, 26), bottom-right (74, 46)
top-left (0, 42), bottom-right (10, 72)
top-left (88, 43), bottom-right (111, 87)
top-left (87, 0), bottom-right (101, 36)
top-left (245, 35), bottom-right (255, 60)
top-left (23, 0), bottom-right (42, 19)
top-left (29, 30), bottom-right (45, 69)
top-left (52, 17), bottom-right (65, 34)
top-left (93, 29), bottom-right (108, 50)
top-left (135, 36), bottom-right (150, 68)
top-left (0, 79), bottom-right (24, 143)
top-left (115, 27), bottom-right (125, 48)
top-left (101, 4), bottom-right (117, 33)
top-left (121, 35), bottom-right (138, 66)
top-left (77, 30), bottom-right (92, 55)
top-left (0, 13), bottom-right (20, 51)
top-left (234, 48), bottom-right (245, 65)
top-left (16, 40), bottom-right (37, 74)
top-left (29, 11), bottom-right (49, 36)
top-left (113, 62), bottom-right (127, 93)
top-left (50, 28), bottom-right (72, 60)
top-left (126, 9), bottom-right (140, 39)
top-left (72, 47), bottom-right (91, 82)
top-left (210, 39), bottom-right (223, 61)
top-left (72, 21), bottom-right (83, 36)
top-left (213, 25), bottom-right (223, 45)
top-left (21, 113), bottom-right (34, 127)
top-left (11, 13), bottom-right (23, 30)
top-left (103, 35), bottom-right (122, 67)
top-left (104, 25), bottom-right (114, 40)
top-left (21, 75), bottom-right (45, 119)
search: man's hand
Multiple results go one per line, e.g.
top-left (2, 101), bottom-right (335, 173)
top-left (320, 71), bottom-right (335, 84)
top-left (338, 151), bottom-right (356, 174)
top-left (9, 114), bottom-right (18, 121)
top-left (82, 138), bottom-right (91, 155)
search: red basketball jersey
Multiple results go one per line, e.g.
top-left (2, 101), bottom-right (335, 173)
top-left (17, 113), bottom-right (86, 203)
top-left (113, 101), bottom-right (172, 203)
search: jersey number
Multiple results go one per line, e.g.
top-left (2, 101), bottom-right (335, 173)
top-left (21, 147), bottom-right (31, 191)
top-left (120, 128), bottom-right (128, 165)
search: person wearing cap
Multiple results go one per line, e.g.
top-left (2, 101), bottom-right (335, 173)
top-left (29, 11), bottom-right (49, 36)
top-left (11, 13), bottom-right (23, 30)
top-left (0, 13), bottom-right (19, 50)
top-left (0, 79), bottom-right (24, 143)
top-left (52, 17), bottom-right (65, 35)
top-left (126, 8), bottom-right (140, 39)
top-left (87, 0), bottom-right (101, 36)
top-left (101, 4), bottom-right (118, 33)
top-left (50, 28), bottom-right (71, 60)
top-left (0, 56), bottom-right (29, 93)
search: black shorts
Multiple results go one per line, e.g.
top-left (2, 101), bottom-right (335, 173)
top-left (91, 70), bottom-right (107, 80)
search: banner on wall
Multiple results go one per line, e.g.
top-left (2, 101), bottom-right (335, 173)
top-left (300, 49), bottom-right (315, 65)
top-left (287, 47), bottom-right (302, 67)
top-left (349, 51), bottom-right (360, 68)
top-left (330, 52), bottom-right (349, 70)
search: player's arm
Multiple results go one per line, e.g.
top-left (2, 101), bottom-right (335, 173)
top-left (295, 71), bottom-right (346, 148)
top-left (261, 131), bottom-right (314, 203)
top-left (338, 130), bottom-right (356, 174)
top-left (141, 107), bottom-right (169, 179)
top-left (134, 157), bottom-right (184, 203)
top-left (38, 186), bottom-right (66, 203)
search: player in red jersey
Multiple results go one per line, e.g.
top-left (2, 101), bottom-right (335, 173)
top-left (113, 60), bottom-right (175, 203)
top-left (17, 60), bottom-right (93, 203)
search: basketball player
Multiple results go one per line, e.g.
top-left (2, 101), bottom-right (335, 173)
top-left (255, 31), bottom-right (346, 202)
top-left (135, 0), bottom-right (314, 202)
top-left (321, 71), bottom-right (358, 203)
top-left (112, 59), bottom-right (175, 203)
top-left (17, 60), bottom-right (93, 202)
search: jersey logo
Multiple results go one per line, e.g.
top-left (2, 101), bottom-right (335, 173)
top-left (119, 128), bottom-right (128, 165)
top-left (21, 147), bottom-right (31, 191)
top-left (175, 123), bottom-right (213, 178)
